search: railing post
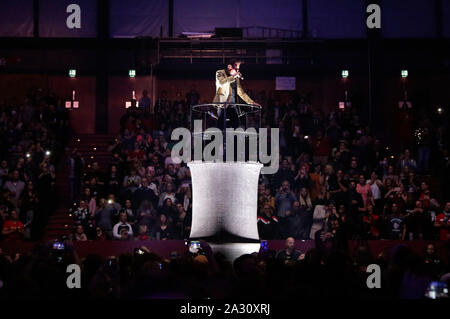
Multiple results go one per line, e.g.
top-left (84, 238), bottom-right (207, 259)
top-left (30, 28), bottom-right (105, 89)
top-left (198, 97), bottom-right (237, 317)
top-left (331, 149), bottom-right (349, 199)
top-left (223, 104), bottom-right (227, 160)
top-left (190, 106), bottom-right (193, 160)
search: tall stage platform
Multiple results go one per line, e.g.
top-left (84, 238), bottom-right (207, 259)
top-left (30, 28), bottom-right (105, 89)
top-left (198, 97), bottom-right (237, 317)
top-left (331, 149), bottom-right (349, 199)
top-left (188, 161), bottom-right (263, 241)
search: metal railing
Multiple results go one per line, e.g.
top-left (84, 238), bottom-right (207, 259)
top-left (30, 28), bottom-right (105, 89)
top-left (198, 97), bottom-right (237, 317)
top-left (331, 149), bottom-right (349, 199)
top-left (242, 26), bottom-right (302, 39)
top-left (190, 102), bottom-right (262, 161)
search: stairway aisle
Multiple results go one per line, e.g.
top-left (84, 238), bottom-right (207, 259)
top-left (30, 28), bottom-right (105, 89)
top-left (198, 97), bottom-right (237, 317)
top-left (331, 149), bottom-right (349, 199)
top-left (43, 134), bottom-right (116, 240)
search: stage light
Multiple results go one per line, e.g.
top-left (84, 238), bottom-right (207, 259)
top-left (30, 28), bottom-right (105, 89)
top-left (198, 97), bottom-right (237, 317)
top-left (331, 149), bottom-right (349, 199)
top-left (401, 70), bottom-right (408, 78)
top-left (129, 69), bottom-right (136, 78)
top-left (437, 107), bottom-right (443, 114)
top-left (45, 150), bottom-right (51, 156)
top-left (26, 153), bottom-right (31, 158)
top-left (69, 69), bottom-right (76, 78)
top-left (341, 70), bottom-right (349, 78)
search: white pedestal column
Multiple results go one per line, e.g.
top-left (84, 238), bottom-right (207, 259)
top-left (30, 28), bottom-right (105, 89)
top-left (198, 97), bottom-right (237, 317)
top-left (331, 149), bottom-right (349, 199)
top-left (187, 161), bottom-right (263, 240)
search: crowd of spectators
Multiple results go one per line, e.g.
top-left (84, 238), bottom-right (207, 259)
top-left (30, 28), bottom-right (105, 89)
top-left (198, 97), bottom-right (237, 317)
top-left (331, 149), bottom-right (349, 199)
top-left (256, 94), bottom-right (450, 243)
top-left (0, 237), bottom-right (449, 299)
top-left (0, 89), bottom-right (68, 241)
top-left (1, 86), bottom-right (450, 300)
top-left (67, 89), bottom-right (195, 242)
top-left (66, 87), bottom-right (450, 245)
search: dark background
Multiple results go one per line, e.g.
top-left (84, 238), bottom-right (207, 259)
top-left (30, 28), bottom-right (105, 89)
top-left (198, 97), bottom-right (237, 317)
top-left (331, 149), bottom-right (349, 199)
top-left (0, 0), bottom-right (449, 151)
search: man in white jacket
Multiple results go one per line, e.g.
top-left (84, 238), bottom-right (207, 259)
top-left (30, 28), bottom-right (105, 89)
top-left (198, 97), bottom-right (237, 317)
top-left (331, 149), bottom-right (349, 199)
top-left (112, 211), bottom-right (134, 240)
top-left (212, 60), bottom-right (260, 129)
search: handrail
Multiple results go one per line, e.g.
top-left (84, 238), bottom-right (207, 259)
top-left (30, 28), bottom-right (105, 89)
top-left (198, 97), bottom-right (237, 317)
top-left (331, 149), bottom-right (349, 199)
top-left (192, 102), bottom-right (261, 112)
top-left (189, 103), bottom-right (263, 155)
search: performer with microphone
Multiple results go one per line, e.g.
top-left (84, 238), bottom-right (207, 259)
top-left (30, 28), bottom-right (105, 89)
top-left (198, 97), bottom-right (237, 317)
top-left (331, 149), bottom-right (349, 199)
top-left (212, 59), bottom-right (260, 129)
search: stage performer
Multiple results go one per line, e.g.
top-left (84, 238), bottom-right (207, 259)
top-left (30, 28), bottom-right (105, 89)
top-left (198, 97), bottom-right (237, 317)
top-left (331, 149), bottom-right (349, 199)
top-left (212, 59), bottom-right (260, 129)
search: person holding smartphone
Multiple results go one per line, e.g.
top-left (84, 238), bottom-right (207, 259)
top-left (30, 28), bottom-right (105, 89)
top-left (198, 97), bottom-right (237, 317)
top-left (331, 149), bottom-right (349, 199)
top-left (275, 180), bottom-right (297, 219)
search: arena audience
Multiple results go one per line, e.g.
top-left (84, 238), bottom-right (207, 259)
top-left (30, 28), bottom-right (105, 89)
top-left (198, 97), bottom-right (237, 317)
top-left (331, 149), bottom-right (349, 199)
top-left (0, 238), bottom-right (448, 299)
top-left (1, 87), bottom-right (450, 300)
top-left (0, 88), bottom-right (68, 241)
top-left (1, 88), bottom-right (445, 246)
top-left (54, 87), bottom-right (450, 245)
